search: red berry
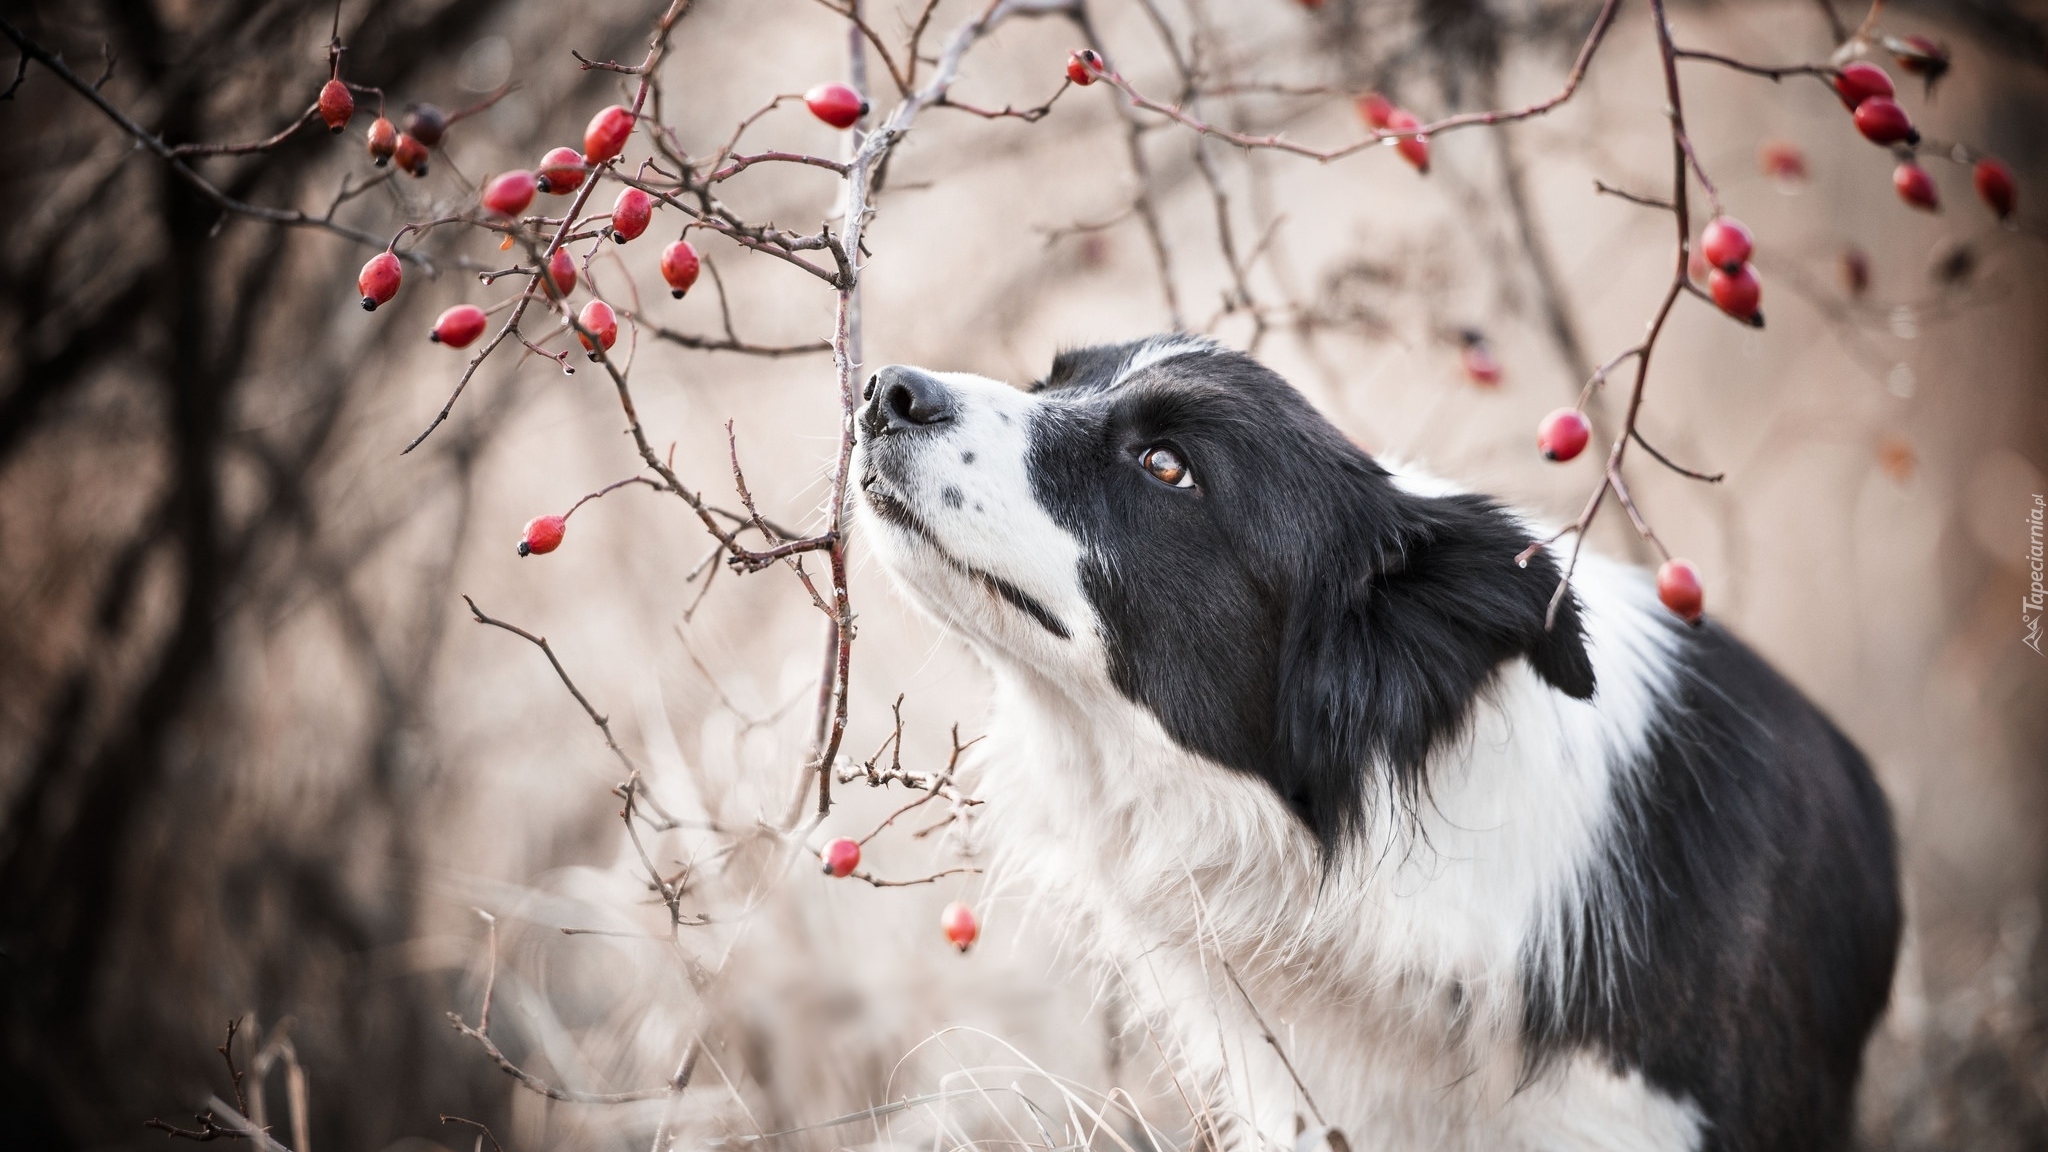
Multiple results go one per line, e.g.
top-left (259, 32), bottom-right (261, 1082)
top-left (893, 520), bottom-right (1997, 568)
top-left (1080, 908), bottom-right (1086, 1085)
top-left (1974, 157), bottom-right (2016, 219)
top-left (430, 304), bottom-right (488, 348)
top-left (364, 118), bottom-right (395, 166)
top-left (1700, 216), bottom-right (1753, 273)
top-left (1356, 92), bottom-right (1395, 129)
top-left (1893, 161), bottom-right (1938, 211)
top-left (1886, 34), bottom-right (1949, 84)
top-left (1386, 108), bottom-right (1429, 174)
top-left (1459, 333), bottom-right (1501, 386)
top-left (1852, 97), bottom-right (1917, 146)
top-left (1708, 264), bottom-right (1763, 326)
top-left (393, 133), bottom-right (429, 177)
top-left (519, 514), bottom-right (565, 557)
top-left (535, 147), bottom-right (586, 195)
top-left (940, 901), bottom-right (979, 952)
top-left (1833, 61), bottom-right (1895, 110)
top-left (318, 79), bottom-right (354, 134)
top-left (583, 104), bottom-right (635, 165)
top-left (482, 170), bottom-right (536, 218)
top-left (660, 240), bottom-right (701, 298)
top-left (366, 117), bottom-right (398, 166)
top-left (1537, 408), bottom-right (1591, 463)
top-left (403, 103), bottom-right (447, 148)
top-left (1066, 49), bottom-right (1101, 86)
top-left (577, 298), bottom-right (617, 357)
top-left (358, 251), bottom-right (401, 311)
top-left (611, 187), bottom-right (653, 243)
top-left (546, 248), bottom-right (577, 297)
top-left (805, 83), bottom-right (865, 129)
top-left (1656, 558), bottom-right (1704, 623)
top-left (820, 837), bottom-right (861, 878)
top-left (1757, 140), bottom-right (1806, 183)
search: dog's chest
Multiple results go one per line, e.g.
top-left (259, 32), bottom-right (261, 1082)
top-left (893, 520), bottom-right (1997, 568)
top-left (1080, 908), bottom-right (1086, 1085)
top-left (971, 674), bottom-right (1703, 1152)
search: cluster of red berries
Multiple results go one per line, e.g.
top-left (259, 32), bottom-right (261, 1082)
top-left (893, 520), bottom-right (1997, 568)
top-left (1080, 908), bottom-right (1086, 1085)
top-left (363, 104), bottom-right (447, 177)
top-left (1356, 92), bottom-right (1430, 174)
top-left (1701, 215), bottom-right (1763, 327)
top-left (819, 836), bottom-right (980, 951)
top-left (467, 83), bottom-right (878, 558)
top-left (1835, 60), bottom-right (2017, 218)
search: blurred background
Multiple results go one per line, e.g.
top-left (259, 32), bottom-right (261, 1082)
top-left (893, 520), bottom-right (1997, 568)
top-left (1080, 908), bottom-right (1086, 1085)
top-left (2, 0), bottom-right (2045, 1148)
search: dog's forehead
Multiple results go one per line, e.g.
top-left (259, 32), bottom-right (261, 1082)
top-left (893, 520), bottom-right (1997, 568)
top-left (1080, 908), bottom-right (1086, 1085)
top-left (1033, 335), bottom-right (1222, 396)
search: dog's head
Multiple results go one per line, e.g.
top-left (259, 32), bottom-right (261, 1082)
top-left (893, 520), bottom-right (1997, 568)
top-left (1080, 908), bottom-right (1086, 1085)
top-left (854, 335), bottom-right (1595, 850)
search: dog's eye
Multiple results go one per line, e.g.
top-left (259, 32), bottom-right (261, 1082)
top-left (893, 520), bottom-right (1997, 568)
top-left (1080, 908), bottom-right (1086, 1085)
top-left (1141, 446), bottom-right (1195, 489)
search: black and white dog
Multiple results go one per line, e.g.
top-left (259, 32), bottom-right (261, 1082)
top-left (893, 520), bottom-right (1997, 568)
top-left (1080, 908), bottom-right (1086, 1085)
top-left (852, 336), bottom-right (1900, 1152)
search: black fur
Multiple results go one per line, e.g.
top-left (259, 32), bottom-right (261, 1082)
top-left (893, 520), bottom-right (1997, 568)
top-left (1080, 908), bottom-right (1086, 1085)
top-left (1027, 340), bottom-right (1594, 851)
top-left (1523, 620), bottom-right (1900, 1151)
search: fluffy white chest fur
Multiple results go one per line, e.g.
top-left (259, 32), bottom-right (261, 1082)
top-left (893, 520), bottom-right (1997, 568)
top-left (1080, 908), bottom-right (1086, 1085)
top-left (966, 555), bottom-right (1703, 1152)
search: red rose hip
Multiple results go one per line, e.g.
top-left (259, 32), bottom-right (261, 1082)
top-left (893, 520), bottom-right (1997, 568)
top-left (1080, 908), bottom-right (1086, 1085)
top-left (1537, 408), bottom-right (1591, 463)
top-left (1833, 61), bottom-right (1895, 110)
top-left (483, 170), bottom-right (537, 218)
top-left (1852, 97), bottom-right (1917, 145)
top-left (1656, 558), bottom-right (1704, 623)
top-left (519, 514), bottom-right (565, 557)
top-left (660, 240), bottom-right (701, 298)
top-left (1356, 91), bottom-right (1395, 129)
top-left (1459, 332), bottom-right (1501, 386)
top-left (430, 304), bottom-right (488, 348)
top-left (366, 117), bottom-right (398, 166)
top-left (820, 837), bottom-right (860, 878)
top-left (1386, 108), bottom-right (1429, 174)
top-left (805, 83), bottom-right (866, 129)
top-left (318, 79), bottom-right (354, 133)
top-left (1758, 140), bottom-right (1807, 184)
top-left (535, 147), bottom-right (586, 195)
top-left (1066, 49), bottom-right (1101, 86)
top-left (1700, 216), bottom-right (1753, 273)
top-left (577, 299), bottom-right (617, 357)
top-left (1974, 157), bottom-right (2016, 219)
top-left (403, 103), bottom-right (447, 148)
top-left (940, 901), bottom-right (979, 952)
top-left (1708, 264), bottom-right (1763, 326)
top-left (1894, 162), bottom-right (1938, 211)
top-left (583, 104), bottom-right (634, 165)
top-left (393, 132), bottom-right (429, 177)
top-left (358, 251), bottom-right (401, 311)
top-left (1888, 34), bottom-right (1950, 83)
top-left (610, 187), bottom-right (653, 243)
top-left (546, 248), bottom-right (577, 297)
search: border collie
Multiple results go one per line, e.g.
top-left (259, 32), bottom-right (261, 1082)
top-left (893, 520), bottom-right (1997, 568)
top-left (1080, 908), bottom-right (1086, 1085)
top-left (852, 336), bottom-right (1900, 1152)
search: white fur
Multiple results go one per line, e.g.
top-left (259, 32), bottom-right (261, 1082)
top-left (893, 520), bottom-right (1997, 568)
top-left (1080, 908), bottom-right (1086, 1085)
top-left (1112, 334), bottom-right (1220, 388)
top-left (854, 376), bottom-right (1704, 1152)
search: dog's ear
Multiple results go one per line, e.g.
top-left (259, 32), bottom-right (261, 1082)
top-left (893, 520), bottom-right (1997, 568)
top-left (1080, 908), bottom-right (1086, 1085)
top-left (1269, 492), bottom-right (1595, 852)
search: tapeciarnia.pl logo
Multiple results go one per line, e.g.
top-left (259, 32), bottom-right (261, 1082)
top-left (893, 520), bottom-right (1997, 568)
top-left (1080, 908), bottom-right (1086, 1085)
top-left (2027, 494), bottom-right (2045, 656)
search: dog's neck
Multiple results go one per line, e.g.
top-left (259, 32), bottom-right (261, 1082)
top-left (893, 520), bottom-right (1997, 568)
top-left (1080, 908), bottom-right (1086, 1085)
top-left (963, 549), bottom-right (1679, 1002)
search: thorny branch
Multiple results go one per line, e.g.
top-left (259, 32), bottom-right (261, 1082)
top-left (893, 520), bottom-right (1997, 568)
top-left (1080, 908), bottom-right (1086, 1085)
top-left (0, 15), bottom-right (428, 266)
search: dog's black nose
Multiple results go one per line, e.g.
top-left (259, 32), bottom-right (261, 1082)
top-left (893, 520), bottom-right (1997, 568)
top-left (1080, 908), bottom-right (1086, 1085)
top-left (864, 365), bottom-right (954, 436)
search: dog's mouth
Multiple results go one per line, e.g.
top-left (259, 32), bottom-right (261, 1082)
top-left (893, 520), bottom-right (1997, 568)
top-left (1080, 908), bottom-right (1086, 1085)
top-left (857, 469), bottom-right (1072, 641)
top-left (859, 469), bottom-right (919, 529)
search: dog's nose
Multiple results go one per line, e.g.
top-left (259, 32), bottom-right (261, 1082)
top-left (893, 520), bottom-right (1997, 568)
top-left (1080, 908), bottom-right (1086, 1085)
top-left (864, 365), bottom-right (955, 436)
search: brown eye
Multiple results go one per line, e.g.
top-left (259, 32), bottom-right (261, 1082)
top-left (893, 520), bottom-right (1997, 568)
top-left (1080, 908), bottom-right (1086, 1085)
top-left (1141, 446), bottom-right (1194, 488)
